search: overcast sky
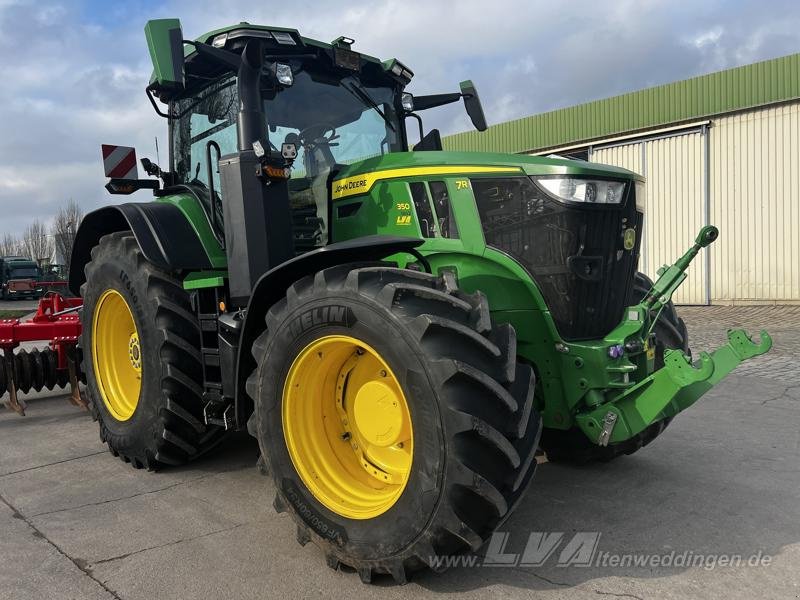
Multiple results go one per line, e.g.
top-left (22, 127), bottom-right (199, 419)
top-left (0, 0), bottom-right (798, 237)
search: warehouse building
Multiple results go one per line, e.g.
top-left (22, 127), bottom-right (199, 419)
top-left (444, 53), bottom-right (800, 305)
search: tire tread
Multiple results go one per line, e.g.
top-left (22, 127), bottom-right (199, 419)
top-left (248, 265), bottom-right (541, 582)
top-left (81, 232), bottom-right (225, 470)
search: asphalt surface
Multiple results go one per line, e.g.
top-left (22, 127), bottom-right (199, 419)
top-left (1, 307), bottom-right (798, 600)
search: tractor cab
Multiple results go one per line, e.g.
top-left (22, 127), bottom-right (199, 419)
top-left (145, 21), bottom-right (490, 259)
top-left (136, 20), bottom-right (487, 306)
top-left (168, 34), bottom-right (407, 250)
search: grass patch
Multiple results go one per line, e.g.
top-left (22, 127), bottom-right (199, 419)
top-left (0, 310), bottom-right (30, 320)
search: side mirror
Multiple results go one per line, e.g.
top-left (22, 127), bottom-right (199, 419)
top-left (145, 19), bottom-right (185, 92)
top-left (460, 80), bottom-right (487, 132)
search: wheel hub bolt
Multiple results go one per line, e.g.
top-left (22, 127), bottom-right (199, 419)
top-left (128, 333), bottom-right (142, 371)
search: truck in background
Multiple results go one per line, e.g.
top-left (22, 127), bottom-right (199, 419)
top-left (0, 257), bottom-right (43, 300)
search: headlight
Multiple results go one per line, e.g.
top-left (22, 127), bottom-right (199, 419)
top-left (211, 33), bottom-right (229, 48)
top-left (535, 177), bottom-right (627, 204)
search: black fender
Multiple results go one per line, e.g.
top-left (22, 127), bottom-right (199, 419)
top-left (69, 203), bottom-right (213, 295)
top-left (233, 235), bottom-right (424, 427)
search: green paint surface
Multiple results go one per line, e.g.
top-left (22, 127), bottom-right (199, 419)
top-left (331, 161), bottom-right (771, 442)
top-left (183, 270), bottom-right (227, 290)
top-left (155, 193), bottom-right (227, 269)
top-left (145, 19), bottom-right (183, 87)
top-left (138, 19), bottom-right (773, 448)
top-left (333, 150), bottom-right (641, 182)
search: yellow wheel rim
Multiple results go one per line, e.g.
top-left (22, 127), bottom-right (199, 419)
top-left (282, 335), bottom-right (413, 520)
top-left (92, 289), bottom-right (142, 421)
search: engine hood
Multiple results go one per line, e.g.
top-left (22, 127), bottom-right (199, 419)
top-left (334, 151), bottom-right (643, 185)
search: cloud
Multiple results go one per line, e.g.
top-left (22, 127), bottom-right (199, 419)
top-left (0, 0), bottom-right (798, 239)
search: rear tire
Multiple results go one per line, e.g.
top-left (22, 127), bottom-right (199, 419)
top-left (540, 272), bottom-right (688, 464)
top-left (247, 265), bottom-right (541, 582)
top-left (81, 232), bottom-right (225, 469)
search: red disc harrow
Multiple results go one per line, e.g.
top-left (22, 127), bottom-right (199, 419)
top-left (0, 294), bottom-right (85, 416)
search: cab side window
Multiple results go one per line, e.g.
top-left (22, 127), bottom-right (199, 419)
top-left (409, 182), bottom-right (435, 238)
top-left (173, 76), bottom-right (239, 192)
top-left (429, 181), bottom-right (459, 239)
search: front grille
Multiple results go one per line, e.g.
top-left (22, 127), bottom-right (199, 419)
top-left (472, 177), bottom-right (642, 341)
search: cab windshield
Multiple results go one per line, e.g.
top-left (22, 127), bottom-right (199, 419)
top-left (264, 68), bottom-right (403, 171)
top-left (266, 68), bottom-right (403, 247)
top-left (172, 66), bottom-right (403, 248)
top-left (9, 267), bottom-right (38, 279)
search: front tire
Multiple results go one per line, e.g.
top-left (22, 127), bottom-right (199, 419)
top-left (247, 265), bottom-right (541, 582)
top-left (81, 232), bottom-right (224, 469)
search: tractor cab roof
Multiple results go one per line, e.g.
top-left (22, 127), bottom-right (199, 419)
top-left (195, 23), bottom-right (383, 64)
top-left (154, 22), bottom-right (412, 101)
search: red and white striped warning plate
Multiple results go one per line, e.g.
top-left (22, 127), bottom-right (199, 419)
top-left (101, 144), bottom-right (138, 179)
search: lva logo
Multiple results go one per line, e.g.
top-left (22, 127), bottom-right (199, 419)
top-left (482, 531), bottom-right (601, 568)
top-left (427, 531), bottom-right (773, 570)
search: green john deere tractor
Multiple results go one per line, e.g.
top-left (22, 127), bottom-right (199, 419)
top-left (70, 19), bottom-right (772, 583)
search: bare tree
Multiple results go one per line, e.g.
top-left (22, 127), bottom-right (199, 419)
top-left (23, 219), bottom-right (53, 265)
top-left (51, 199), bottom-right (84, 274)
top-left (0, 233), bottom-right (21, 257)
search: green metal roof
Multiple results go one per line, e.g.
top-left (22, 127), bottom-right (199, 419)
top-left (443, 53), bottom-right (800, 154)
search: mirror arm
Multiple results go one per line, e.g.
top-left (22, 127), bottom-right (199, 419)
top-left (182, 39), bottom-right (241, 71)
top-left (146, 85), bottom-right (172, 119)
top-left (412, 92), bottom-right (463, 111)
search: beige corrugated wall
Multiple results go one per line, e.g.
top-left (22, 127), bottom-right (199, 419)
top-left (590, 142), bottom-right (642, 175)
top-left (643, 133), bottom-right (707, 304)
top-left (592, 133), bottom-right (708, 304)
top-left (709, 103), bottom-right (800, 303)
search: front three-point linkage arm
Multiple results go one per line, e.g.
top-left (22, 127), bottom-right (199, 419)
top-left (602, 225), bottom-right (720, 348)
top-left (575, 225), bottom-right (772, 446)
top-left (641, 225), bottom-right (719, 334)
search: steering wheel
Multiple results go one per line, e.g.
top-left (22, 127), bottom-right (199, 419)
top-left (298, 123), bottom-right (339, 148)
